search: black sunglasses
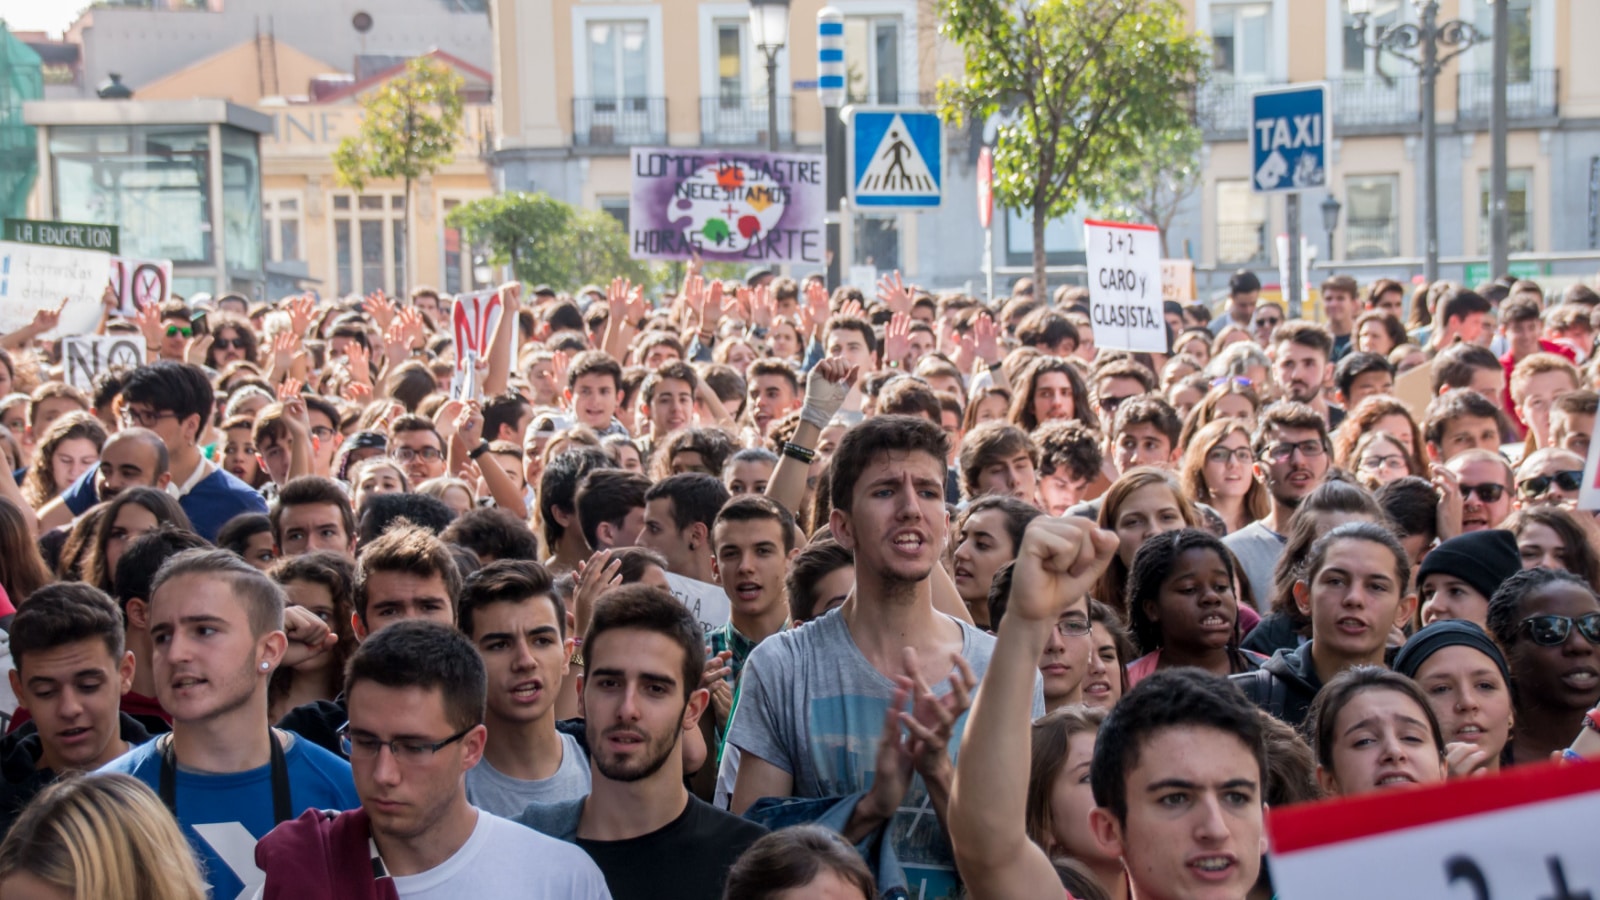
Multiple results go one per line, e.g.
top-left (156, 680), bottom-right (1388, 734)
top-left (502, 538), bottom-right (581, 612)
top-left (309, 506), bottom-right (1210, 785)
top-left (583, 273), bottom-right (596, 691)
top-left (1459, 482), bottom-right (1506, 504)
top-left (1518, 470), bottom-right (1583, 498)
top-left (213, 337), bottom-right (247, 350)
top-left (1519, 612), bottom-right (1600, 647)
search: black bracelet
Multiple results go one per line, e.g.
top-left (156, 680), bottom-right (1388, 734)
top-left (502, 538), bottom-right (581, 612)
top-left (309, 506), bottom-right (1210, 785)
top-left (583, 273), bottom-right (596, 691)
top-left (987, 359), bottom-right (1004, 373)
top-left (783, 442), bottom-right (817, 464)
top-left (468, 440), bottom-right (492, 460)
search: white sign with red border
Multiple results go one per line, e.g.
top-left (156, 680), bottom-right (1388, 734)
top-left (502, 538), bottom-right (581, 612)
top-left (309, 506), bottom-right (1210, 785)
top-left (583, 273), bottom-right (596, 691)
top-left (1578, 409), bottom-right (1600, 510)
top-left (1084, 219), bottom-right (1165, 353)
top-left (1268, 760), bottom-right (1600, 898)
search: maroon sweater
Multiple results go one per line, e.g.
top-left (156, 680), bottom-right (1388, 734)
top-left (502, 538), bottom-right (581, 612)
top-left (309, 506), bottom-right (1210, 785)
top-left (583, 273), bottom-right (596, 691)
top-left (256, 807), bottom-right (399, 900)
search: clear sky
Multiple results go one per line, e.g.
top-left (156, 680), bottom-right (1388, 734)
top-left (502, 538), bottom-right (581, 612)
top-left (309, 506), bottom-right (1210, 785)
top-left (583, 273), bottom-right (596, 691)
top-left (0, 0), bottom-right (92, 38)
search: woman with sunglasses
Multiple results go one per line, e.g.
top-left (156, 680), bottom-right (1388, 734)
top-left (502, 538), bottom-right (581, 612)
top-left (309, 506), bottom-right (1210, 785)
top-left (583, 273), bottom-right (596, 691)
top-left (203, 311), bottom-right (260, 371)
top-left (1249, 303), bottom-right (1285, 346)
top-left (1487, 567), bottom-right (1600, 766)
top-left (1506, 506), bottom-right (1600, 589)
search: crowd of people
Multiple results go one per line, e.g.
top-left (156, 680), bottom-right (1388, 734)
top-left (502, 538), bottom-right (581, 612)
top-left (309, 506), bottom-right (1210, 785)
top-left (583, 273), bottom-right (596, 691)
top-left (0, 263), bottom-right (1595, 899)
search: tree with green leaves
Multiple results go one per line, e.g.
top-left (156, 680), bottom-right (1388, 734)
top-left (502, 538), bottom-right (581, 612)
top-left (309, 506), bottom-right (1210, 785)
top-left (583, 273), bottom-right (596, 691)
top-left (1092, 124), bottom-right (1204, 258)
top-left (333, 57), bottom-right (464, 294)
top-left (446, 191), bottom-right (650, 290)
top-left (938, 0), bottom-right (1207, 295)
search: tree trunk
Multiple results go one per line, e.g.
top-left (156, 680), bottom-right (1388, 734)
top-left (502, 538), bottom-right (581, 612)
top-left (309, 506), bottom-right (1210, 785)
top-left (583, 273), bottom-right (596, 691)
top-left (1032, 200), bottom-right (1048, 302)
top-left (402, 175), bottom-right (413, 296)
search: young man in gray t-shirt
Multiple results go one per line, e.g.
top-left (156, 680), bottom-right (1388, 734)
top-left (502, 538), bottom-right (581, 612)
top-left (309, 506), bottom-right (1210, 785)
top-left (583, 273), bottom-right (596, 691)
top-left (728, 415), bottom-right (1042, 898)
top-left (459, 559), bottom-right (591, 818)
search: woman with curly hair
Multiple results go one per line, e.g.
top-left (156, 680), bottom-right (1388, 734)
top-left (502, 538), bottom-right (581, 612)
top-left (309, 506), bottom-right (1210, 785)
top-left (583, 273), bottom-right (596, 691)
top-left (21, 411), bottom-right (105, 510)
top-left (204, 310), bottom-right (260, 370)
top-left (1333, 394), bottom-right (1427, 474)
top-left (1008, 356), bottom-right (1097, 432)
top-left (1178, 418), bottom-right (1269, 534)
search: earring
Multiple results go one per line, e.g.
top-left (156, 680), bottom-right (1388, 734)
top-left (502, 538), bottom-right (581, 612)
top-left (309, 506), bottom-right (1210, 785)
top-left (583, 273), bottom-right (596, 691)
top-left (260, 662), bottom-right (270, 671)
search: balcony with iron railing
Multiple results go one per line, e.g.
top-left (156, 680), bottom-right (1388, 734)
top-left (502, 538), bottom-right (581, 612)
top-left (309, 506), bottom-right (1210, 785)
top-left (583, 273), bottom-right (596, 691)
top-left (1457, 69), bottom-right (1558, 122)
top-left (700, 94), bottom-right (793, 147)
top-left (1331, 74), bottom-right (1420, 129)
top-left (1478, 211), bottom-right (1532, 254)
top-left (572, 96), bottom-right (666, 148)
top-left (1216, 222), bottom-right (1269, 265)
top-left (1346, 216), bottom-right (1400, 260)
top-left (1196, 80), bottom-right (1266, 139)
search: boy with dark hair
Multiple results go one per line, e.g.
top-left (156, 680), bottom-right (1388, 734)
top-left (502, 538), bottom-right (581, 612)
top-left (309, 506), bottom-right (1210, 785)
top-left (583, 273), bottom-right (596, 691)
top-left (745, 359), bottom-right (801, 438)
top-left (258, 621), bottom-right (608, 898)
top-left (441, 507), bottom-right (540, 564)
top-left (1210, 270), bottom-right (1262, 335)
top-left (1091, 359), bottom-right (1157, 421)
top-left (355, 492), bottom-right (457, 544)
top-left (877, 376), bottom-right (942, 423)
top-left (459, 560), bottom-right (590, 817)
top-left (639, 472), bottom-right (731, 635)
top-left (958, 421), bottom-right (1039, 503)
top-left (117, 361), bottom-right (267, 541)
top-left (1431, 342), bottom-right (1507, 411)
top-left (1272, 321), bottom-right (1340, 425)
top-left (113, 528), bottom-right (211, 732)
top-left (640, 361), bottom-right (701, 445)
top-left (539, 448), bottom-right (614, 574)
top-left (272, 475), bottom-right (356, 558)
top-left (1109, 394), bottom-right (1182, 473)
top-left (253, 400), bottom-right (316, 489)
top-left (1550, 389), bottom-right (1598, 459)
top-left (636, 331), bottom-right (685, 370)
top-left (388, 415), bottom-right (448, 484)
top-left (1321, 274), bottom-right (1360, 360)
top-left (1033, 419), bottom-right (1103, 516)
top-left (101, 548), bottom-right (358, 899)
top-left (575, 468), bottom-right (650, 553)
top-left (482, 390), bottom-right (534, 444)
top-left (517, 585), bottom-right (767, 900)
top-left (1014, 308), bottom-right (1079, 357)
top-left (1429, 287), bottom-right (1493, 351)
top-left (709, 497), bottom-right (797, 687)
top-left (1332, 351), bottom-right (1395, 409)
top-left (565, 350), bottom-right (629, 436)
top-left (0, 584), bottom-right (149, 835)
top-left (1374, 476), bottom-right (1440, 571)
top-left (1424, 388), bottom-right (1504, 462)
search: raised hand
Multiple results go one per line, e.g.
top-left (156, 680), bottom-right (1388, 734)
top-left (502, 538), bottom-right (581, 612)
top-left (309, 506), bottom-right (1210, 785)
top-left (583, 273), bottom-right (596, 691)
top-left (803, 281), bottom-right (830, 335)
top-left (341, 381), bottom-right (373, 404)
top-left (750, 285), bottom-right (775, 331)
top-left (800, 356), bottom-right (860, 428)
top-left (884, 312), bottom-right (912, 371)
top-left (1009, 517), bottom-right (1120, 624)
top-left (1431, 464), bottom-right (1463, 542)
top-left (876, 270), bottom-right (912, 315)
top-left (134, 301), bottom-right (165, 349)
top-left (344, 342), bottom-right (373, 386)
top-left (971, 312), bottom-right (1001, 365)
top-left (365, 290), bottom-right (397, 332)
top-left (573, 550), bottom-right (623, 637)
top-left (286, 294), bottom-right (317, 339)
top-left (29, 299), bottom-right (67, 335)
top-left (838, 298), bottom-right (865, 321)
top-left (455, 399), bottom-right (485, 448)
top-left (184, 332), bottom-right (213, 366)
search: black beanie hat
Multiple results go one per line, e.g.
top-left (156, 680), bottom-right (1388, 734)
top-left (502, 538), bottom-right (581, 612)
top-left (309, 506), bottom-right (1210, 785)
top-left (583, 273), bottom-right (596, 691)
top-left (1393, 619), bottom-right (1511, 687)
top-left (1414, 530), bottom-right (1521, 603)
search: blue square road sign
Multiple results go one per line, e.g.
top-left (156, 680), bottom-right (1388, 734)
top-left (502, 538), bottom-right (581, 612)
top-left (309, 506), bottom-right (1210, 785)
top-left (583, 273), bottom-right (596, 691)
top-left (1250, 84), bottom-right (1329, 194)
top-left (847, 107), bottom-right (944, 210)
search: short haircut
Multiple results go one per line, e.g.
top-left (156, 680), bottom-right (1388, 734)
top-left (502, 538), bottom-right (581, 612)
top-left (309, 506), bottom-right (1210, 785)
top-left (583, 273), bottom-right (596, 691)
top-left (635, 331), bottom-right (685, 365)
top-left (585, 584), bottom-right (704, 701)
top-left (216, 513), bottom-right (272, 560)
top-left (150, 547), bottom-right (286, 637)
top-left (1500, 296), bottom-right (1542, 325)
top-left (28, 383), bottom-right (89, 426)
top-left (114, 528), bottom-right (211, 612)
top-left (722, 825), bottom-right (877, 900)
top-left (271, 476), bottom-right (355, 547)
top-left (713, 495), bottom-right (797, 553)
top-left (481, 391), bottom-right (532, 441)
top-left (457, 558), bottom-right (564, 638)
top-left (543, 302), bottom-right (586, 334)
top-left (1510, 352), bottom-right (1580, 401)
top-left (1090, 667), bottom-right (1267, 824)
top-left (440, 508), bottom-right (540, 562)
top-left (644, 472), bottom-right (730, 534)
top-left (1333, 351), bottom-right (1396, 400)
top-left (104, 427), bottom-right (170, 479)
top-left (958, 422), bottom-right (1039, 498)
top-left (1271, 320), bottom-right (1333, 361)
top-left (1033, 419), bottom-right (1104, 482)
top-left (575, 468), bottom-right (651, 551)
top-left (829, 416), bottom-right (949, 515)
top-left (388, 414), bottom-right (443, 447)
top-left (1423, 388), bottom-right (1502, 448)
top-left (120, 362), bottom-right (213, 426)
top-left (1229, 270), bottom-right (1262, 297)
top-left (1374, 476), bottom-right (1439, 545)
top-left (356, 492), bottom-right (456, 543)
top-left (746, 358), bottom-right (800, 395)
top-left (1320, 274), bottom-right (1359, 298)
top-left (657, 427), bottom-right (738, 480)
top-left (1015, 308), bottom-right (1079, 350)
top-left (641, 360), bottom-right (701, 406)
top-left (344, 620), bottom-right (485, 733)
top-left (354, 523), bottom-right (462, 624)
top-left (877, 377), bottom-right (942, 423)
top-left (823, 315), bottom-right (878, 358)
top-left (539, 447), bottom-right (613, 548)
top-left (1093, 359), bottom-right (1157, 394)
top-left (1554, 389), bottom-right (1599, 418)
top-left (1112, 394), bottom-right (1181, 447)
top-left (785, 539), bottom-right (853, 623)
top-left (10, 583), bottom-right (126, 671)
top-left (251, 402), bottom-right (291, 449)
top-left (1252, 401), bottom-right (1329, 455)
top-left (1438, 287), bottom-right (1492, 325)
top-left (568, 349), bottom-right (624, 392)
top-left (1451, 447), bottom-right (1513, 488)
top-left (1430, 343), bottom-right (1502, 394)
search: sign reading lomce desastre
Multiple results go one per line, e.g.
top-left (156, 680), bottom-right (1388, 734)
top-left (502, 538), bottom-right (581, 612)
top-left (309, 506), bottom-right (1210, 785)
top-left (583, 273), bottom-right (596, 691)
top-left (629, 148), bottom-right (825, 264)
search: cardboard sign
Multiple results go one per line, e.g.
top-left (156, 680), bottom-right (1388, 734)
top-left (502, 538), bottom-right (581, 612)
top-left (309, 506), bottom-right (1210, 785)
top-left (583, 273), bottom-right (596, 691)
top-left (1084, 219), bottom-right (1165, 353)
top-left (629, 147), bottom-right (825, 263)
top-left (110, 256), bottom-right (173, 317)
top-left (1160, 258), bottom-right (1195, 303)
top-left (1269, 760), bottom-right (1600, 898)
top-left (1579, 405), bottom-right (1600, 510)
top-left (62, 335), bottom-right (146, 391)
top-left (0, 241), bottom-right (110, 339)
top-left (1392, 364), bottom-right (1436, 425)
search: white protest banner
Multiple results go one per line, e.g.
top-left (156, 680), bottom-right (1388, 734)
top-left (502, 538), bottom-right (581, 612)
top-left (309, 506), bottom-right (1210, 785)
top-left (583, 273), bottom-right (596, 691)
top-left (1084, 219), bottom-right (1164, 352)
top-left (1578, 406), bottom-right (1600, 510)
top-left (452, 288), bottom-right (503, 371)
top-left (1160, 258), bottom-right (1195, 303)
top-left (0, 241), bottom-right (108, 339)
top-left (61, 335), bottom-right (146, 391)
top-left (1268, 760), bottom-right (1600, 898)
top-left (110, 256), bottom-right (173, 316)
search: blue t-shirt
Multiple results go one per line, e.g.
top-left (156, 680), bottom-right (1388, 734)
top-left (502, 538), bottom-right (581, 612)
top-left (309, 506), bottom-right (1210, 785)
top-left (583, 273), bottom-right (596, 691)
top-left (61, 466), bottom-right (267, 542)
top-left (100, 734), bottom-right (359, 900)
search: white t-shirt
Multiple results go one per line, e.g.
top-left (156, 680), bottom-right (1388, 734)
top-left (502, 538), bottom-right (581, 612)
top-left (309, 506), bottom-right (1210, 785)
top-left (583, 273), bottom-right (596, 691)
top-left (389, 810), bottom-right (612, 899)
top-left (664, 572), bottom-right (730, 638)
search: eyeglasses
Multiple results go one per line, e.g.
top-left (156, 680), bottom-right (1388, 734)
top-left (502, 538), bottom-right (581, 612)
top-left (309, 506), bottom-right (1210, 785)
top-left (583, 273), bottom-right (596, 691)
top-left (1210, 376), bottom-right (1253, 389)
top-left (310, 426), bottom-right (337, 442)
top-left (1459, 482), bottom-right (1507, 504)
top-left (1055, 616), bottom-right (1091, 638)
top-left (1359, 454), bottom-right (1409, 473)
top-left (165, 324), bottom-right (193, 338)
top-left (1518, 470), bottom-right (1583, 498)
top-left (340, 725), bottom-right (473, 763)
top-left (1206, 447), bottom-right (1254, 466)
top-left (391, 446), bottom-right (443, 463)
top-left (1261, 440), bottom-right (1327, 463)
top-left (213, 337), bottom-right (247, 350)
top-left (1254, 317), bottom-right (1283, 329)
top-left (1518, 612), bottom-right (1600, 647)
top-left (121, 407), bottom-right (179, 429)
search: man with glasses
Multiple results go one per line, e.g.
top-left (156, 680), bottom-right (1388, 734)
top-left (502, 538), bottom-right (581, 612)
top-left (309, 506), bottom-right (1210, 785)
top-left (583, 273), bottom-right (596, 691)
top-left (118, 362), bottom-right (266, 541)
top-left (1444, 449), bottom-right (1514, 533)
top-left (1514, 448), bottom-right (1585, 510)
top-left (257, 621), bottom-right (609, 898)
top-left (388, 415), bottom-right (448, 484)
top-left (1224, 403), bottom-right (1331, 605)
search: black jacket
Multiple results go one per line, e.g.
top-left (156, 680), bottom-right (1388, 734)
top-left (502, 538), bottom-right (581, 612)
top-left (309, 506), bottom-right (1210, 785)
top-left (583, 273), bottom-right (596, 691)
top-left (1230, 641), bottom-right (1323, 730)
top-left (0, 713), bottom-right (152, 836)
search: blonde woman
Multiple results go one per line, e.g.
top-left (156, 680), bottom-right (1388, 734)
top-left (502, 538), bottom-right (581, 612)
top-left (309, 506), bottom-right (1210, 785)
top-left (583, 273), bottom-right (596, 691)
top-left (0, 773), bottom-right (207, 900)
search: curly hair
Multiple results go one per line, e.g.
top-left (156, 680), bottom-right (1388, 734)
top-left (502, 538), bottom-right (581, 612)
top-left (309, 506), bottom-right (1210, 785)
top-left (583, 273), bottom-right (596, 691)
top-left (1124, 528), bottom-right (1253, 675)
top-left (1333, 395), bottom-right (1427, 475)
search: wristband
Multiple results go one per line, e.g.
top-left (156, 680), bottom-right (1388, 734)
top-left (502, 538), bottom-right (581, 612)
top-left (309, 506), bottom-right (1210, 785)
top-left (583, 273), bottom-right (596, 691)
top-left (987, 359), bottom-right (1004, 373)
top-left (1582, 708), bottom-right (1600, 733)
top-left (1563, 749), bottom-right (1588, 764)
top-left (783, 442), bottom-right (817, 464)
top-left (468, 440), bottom-right (492, 460)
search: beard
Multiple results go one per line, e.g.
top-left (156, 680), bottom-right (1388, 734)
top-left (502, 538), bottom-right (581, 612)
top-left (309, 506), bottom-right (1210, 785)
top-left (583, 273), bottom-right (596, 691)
top-left (593, 721), bottom-right (680, 783)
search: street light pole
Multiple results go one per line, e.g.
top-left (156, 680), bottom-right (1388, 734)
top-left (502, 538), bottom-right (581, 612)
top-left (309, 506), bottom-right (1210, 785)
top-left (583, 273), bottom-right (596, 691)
top-left (1351, 0), bottom-right (1484, 286)
top-left (749, 0), bottom-right (790, 153)
top-left (1490, 0), bottom-right (1509, 279)
top-left (764, 49), bottom-right (780, 152)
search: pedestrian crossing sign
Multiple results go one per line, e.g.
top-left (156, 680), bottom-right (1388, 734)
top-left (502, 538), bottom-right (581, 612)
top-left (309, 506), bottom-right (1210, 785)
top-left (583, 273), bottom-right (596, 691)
top-left (847, 107), bottom-right (944, 210)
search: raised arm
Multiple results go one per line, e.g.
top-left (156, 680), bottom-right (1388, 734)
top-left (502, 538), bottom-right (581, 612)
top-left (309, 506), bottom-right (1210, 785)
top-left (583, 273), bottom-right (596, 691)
top-left (483, 282), bottom-right (519, 398)
top-left (764, 358), bottom-right (856, 513)
top-left (947, 517), bottom-right (1118, 900)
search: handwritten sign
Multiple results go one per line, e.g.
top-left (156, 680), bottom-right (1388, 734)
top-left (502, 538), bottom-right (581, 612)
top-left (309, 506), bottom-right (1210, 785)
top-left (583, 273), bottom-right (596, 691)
top-left (0, 241), bottom-right (110, 339)
top-left (110, 256), bottom-right (173, 317)
top-left (1160, 258), bottom-right (1195, 303)
top-left (629, 147), bottom-right (825, 264)
top-left (1269, 760), bottom-right (1600, 899)
top-left (62, 335), bottom-right (145, 391)
top-left (450, 289), bottom-right (501, 401)
top-left (1084, 219), bottom-right (1165, 353)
